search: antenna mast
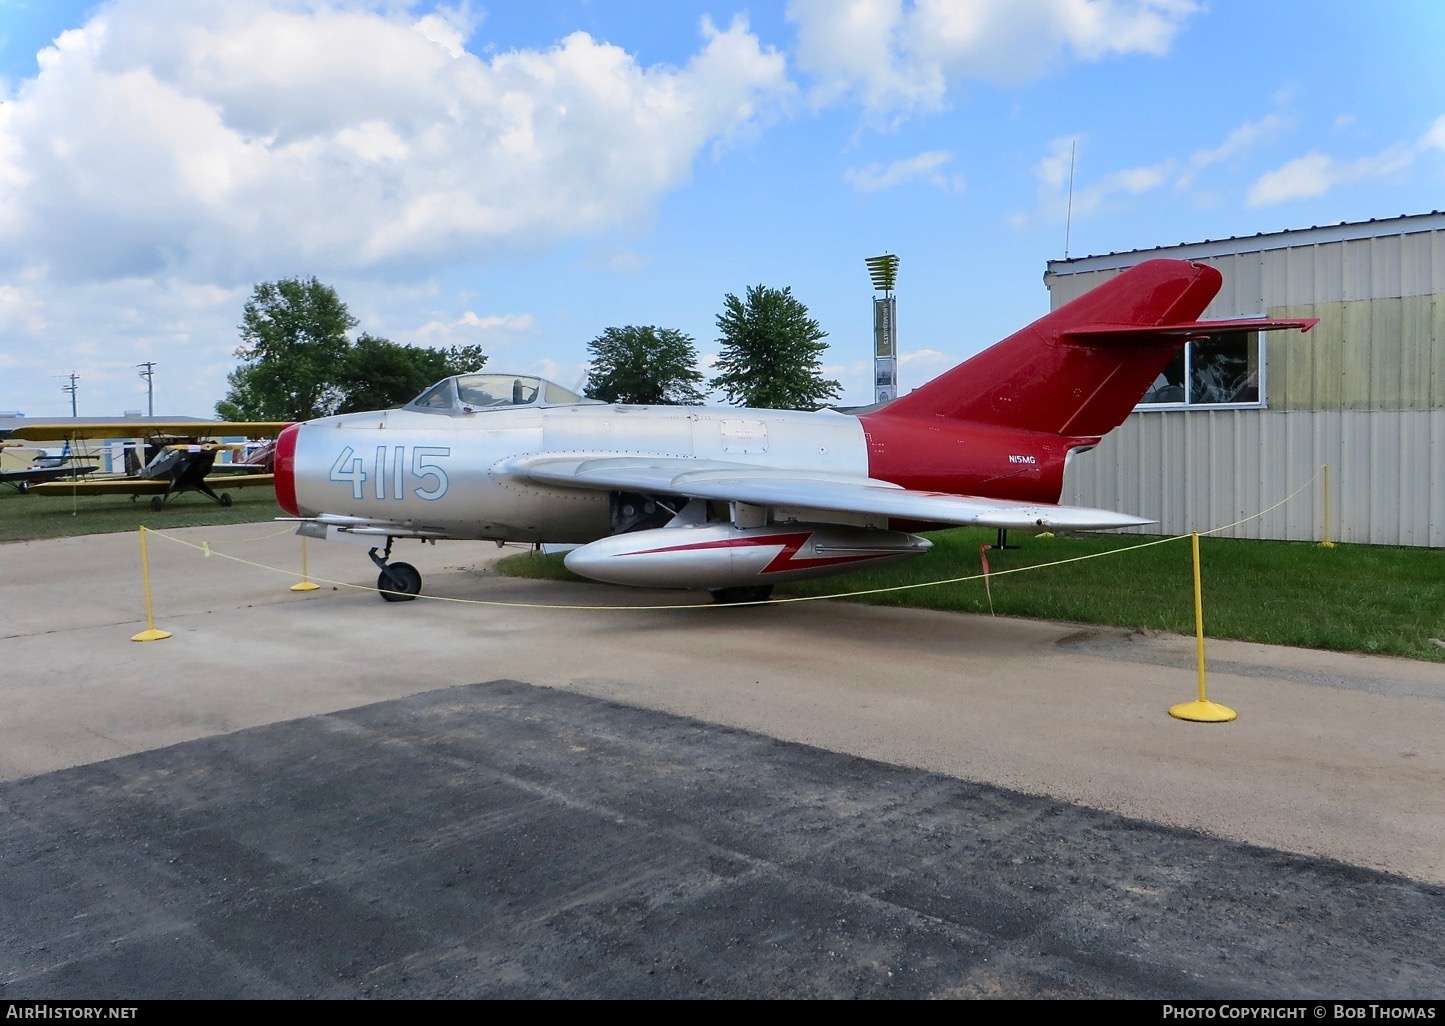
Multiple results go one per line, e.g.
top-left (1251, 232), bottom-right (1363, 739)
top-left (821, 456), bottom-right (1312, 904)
top-left (1064, 140), bottom-right (1076, 260)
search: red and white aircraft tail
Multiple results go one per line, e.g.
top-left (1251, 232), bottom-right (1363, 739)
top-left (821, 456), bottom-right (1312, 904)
top-left (857, 259), bottom-right (1316, 501)
top-left (880, 259), bottom-right (1223, 434)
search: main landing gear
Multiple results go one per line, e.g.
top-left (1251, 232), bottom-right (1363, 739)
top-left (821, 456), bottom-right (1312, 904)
top-left (369, 537), bottom-right (421, 602)
top-left (148, 491), bottom-right (232, 511)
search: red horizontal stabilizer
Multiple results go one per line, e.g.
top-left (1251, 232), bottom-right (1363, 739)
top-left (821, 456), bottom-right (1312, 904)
top-left (870, 259), bottom-right (1224, 436)
top-left (866, 260), bottom-right (1321, 440)
top-left (1064, 316), bottom-right (1319, 344)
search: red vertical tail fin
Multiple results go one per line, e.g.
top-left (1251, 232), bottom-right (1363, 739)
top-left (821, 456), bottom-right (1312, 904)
top-left (875, 258), bottom-right (1222, 437)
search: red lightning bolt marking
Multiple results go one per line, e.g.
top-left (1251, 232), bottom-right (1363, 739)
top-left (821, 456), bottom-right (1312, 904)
top-left (628, 532), bottom-right (893, 575)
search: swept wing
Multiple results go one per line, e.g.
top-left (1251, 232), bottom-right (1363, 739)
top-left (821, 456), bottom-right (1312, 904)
top-left (504, 455), bottom-right (1151, 531)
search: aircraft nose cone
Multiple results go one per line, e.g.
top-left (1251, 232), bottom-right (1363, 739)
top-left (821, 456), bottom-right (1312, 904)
top-left (274, 423), bottom-right (300, 517)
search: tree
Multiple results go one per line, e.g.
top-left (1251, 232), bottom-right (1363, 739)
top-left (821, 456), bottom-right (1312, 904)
top-left (584, 326), bottom-right (706, 405)
top-left (218, 277), bottom-right (356, 421)
top-left (709, 285), bottom-right (841, 411)
top-left (214, 364), bottom-right (268, 422)
top-left (334, 335), bottom-right (453, 414)
top-left (439, 343), bottom-right (488, 376)
top-left (332, 338), bottom-right (489, 413)
top-left (216, 277), bottom-right (490, 419)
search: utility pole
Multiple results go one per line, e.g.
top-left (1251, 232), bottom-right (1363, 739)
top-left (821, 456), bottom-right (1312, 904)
top-left (62, 373), bottom-right (79, 417)
top-left (137, 361), bottom-right (156, 416)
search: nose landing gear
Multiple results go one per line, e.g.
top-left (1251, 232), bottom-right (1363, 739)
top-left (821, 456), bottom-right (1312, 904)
top-left (369, 538), bottom-right (422, 602)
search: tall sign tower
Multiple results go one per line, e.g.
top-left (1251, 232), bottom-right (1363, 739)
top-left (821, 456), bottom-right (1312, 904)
top-left (865, 254), bottom-right (899, 403)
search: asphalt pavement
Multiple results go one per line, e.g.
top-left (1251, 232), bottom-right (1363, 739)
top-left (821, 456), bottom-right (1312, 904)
top-left (1, 522), bottom-right (1442, 998)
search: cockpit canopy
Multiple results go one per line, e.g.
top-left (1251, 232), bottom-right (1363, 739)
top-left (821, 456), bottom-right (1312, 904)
top-left (404, 373), bottom-right (605, 415)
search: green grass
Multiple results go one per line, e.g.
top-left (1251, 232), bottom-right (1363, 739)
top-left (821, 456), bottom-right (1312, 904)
top-left (496, 528), bottom-right (1445, 663)
top-left (0, 484), bottom-right (285, 542)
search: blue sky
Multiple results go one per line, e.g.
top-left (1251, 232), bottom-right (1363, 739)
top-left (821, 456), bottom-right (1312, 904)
top-left (1, 0), bottom-right (1442, 417)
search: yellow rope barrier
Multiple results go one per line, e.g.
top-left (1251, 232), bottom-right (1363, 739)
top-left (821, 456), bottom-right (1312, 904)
top-left (138, 524), bottom-right (1202, 610)
top-left (135, 464), bottom-right (1329, 613)
top-left (1167, 533), bottom-right (1236, 723)
top-left (1195, 464), bottom-right (1324, 539)
top-left (130, 526), bottom-right (173, 642)
top-left (127, 464), bottom-right (1346, 727)
top-left (290, 535), bottom-right (321, 592)
top-left (228, 525), bottom-right (297, 544)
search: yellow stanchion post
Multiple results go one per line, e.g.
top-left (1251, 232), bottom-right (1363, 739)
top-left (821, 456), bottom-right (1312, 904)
top-left (290, 535), bottom-right (321, 592)
top-left (1169, 533), bottom-right (1235, 723)
top-left (131, 526), bottom-right (173, 642)
top-left (1318, 463), bottom-right (1336, 548)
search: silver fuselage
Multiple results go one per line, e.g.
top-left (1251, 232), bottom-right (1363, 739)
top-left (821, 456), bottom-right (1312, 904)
top-left (289, 403), bottom-right (870, 543)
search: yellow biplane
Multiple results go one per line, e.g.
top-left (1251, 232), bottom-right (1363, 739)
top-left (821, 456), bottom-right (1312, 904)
top-left (4, 420), bottom-right (288, 510)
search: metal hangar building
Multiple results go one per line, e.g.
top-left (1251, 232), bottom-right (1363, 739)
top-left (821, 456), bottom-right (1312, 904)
top-left (1046, 210), bottom-right (1445, 548)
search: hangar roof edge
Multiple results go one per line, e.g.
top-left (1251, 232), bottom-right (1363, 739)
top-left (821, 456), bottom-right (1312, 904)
top-left (1046, 210), bottom-right (1445, 276)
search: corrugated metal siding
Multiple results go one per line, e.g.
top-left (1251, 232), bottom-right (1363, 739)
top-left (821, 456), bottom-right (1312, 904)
top-left (1045, 223), bottom-right (1444, 548)
top-left (1046, 225), bottom-right (1445, 414)
top-left (1434, 293), bottom-right (1445, 409)
top-left (1266, 296), bottom-right (1440, 411)
top-left (1063, 410), bottom-right (1445, 547)
top-left (1213, 252), bottom-right (1262, 316)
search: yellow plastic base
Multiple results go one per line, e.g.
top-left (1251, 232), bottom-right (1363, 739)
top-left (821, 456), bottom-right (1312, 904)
top-left (1317, 540), bottom-right (1336, 549)
top-left (290, 581), bottom-right (321, 592)
top-left (131, 628), bottom-right (173, 642)
top-left (1169, 700), bottom-right (1237, 723)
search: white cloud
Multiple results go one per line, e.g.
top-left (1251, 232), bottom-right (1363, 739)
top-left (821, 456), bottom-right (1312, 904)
top-left (1246, 152), bottom-right (1334, 206)
top-left (1074, 161), bottom-right (1171, 215)
top-left (1027, 114), bottom-right (1286, 221)
top-left (788, 0), bottom-right (1200, 114)
top-left (1178, 114), bottom-right (1286, 184)
top-left (844, 149), bottom-right (963, 193)
top-left (1243, 114), bottom-right (1445, 207)
top-left (584, 248), bottom-right (653, 274)
top-left (0, 1), bottom-right (792, 285)
top-left (457, 311), bottom-right (536, 332)
top-left (0, 282), bottom-right (44, 334)
top-left (1247, 142), bottom-right (1416, 207)
top-left (409, 310), bottom-right (537, 348)
top-left (1420, 115), bottom-right (1445, 153)
top-left (0, 0), bottom-right (793, 414)
top-left (412, 3), bottom-right (480, 58)
top-left (897, 347), bottom-right (955, 380)
top-left (1035, 135), bottom-right (1082, 191)
top-left (1028, 135), bottom-right (1170, 220)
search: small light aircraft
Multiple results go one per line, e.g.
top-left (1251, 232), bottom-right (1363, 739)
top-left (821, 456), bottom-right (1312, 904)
top-left (275, 259), bottom-right (1317, 602)
top-left (0, 440), bottom-right (100, 493)
top-left (6, 420), bottom-right (287, 509)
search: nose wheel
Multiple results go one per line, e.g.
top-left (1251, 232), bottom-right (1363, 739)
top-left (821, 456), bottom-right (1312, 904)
top-left (378, 562), bottom-right (422, 601)
top-left (369, 539), bottom-right (422, 602)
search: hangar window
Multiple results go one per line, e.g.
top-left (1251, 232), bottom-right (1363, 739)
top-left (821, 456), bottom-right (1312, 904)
top-left (1138, 330), bottom-right (1264, 409)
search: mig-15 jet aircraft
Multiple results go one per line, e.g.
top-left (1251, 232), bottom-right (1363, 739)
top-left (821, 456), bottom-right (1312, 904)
top-left (274, 259), bottom-right (1316, 603)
